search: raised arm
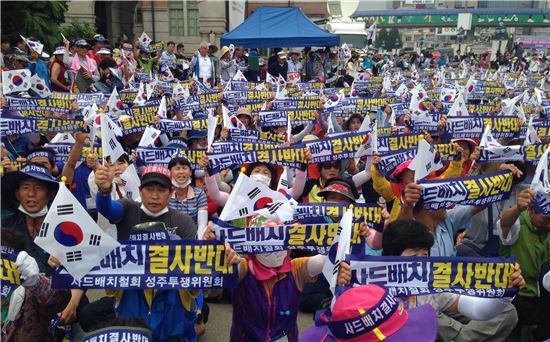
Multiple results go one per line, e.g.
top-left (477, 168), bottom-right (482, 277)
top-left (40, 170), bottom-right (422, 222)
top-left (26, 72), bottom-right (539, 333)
top-left (61, 132), bottom-right (87, 184)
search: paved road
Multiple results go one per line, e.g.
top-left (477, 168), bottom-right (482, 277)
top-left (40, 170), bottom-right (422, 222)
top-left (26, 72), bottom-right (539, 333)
top-left (82, 290), bottom-right (315, 342)
top-left (202, 301), bottom-right (314, 341)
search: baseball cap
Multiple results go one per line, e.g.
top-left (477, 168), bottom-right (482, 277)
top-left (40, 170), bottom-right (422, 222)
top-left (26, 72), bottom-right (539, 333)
top-left (53, 46), bottom-right (66, 55)
top-left (93, 34), bottom-right (108, 43)
top-left (140, 165), bottom-right (172, 189)
top-left (391, 160), bottom-right (413, 179)
top-left (97, 48), bottom-right (112, 55)
top-left (74, 39), bottom-right (89, 47)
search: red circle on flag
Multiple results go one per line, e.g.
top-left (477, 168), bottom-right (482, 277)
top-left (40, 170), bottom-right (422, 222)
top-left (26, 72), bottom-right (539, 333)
top-left (12, 75), bottom-right (23, 86)
top-left (253, 197), bottom-right (273, 210)
top-left (53, 221), bottom-right (83, 247)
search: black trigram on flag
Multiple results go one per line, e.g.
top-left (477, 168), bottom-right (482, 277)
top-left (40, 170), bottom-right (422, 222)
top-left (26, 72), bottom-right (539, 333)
top-left (89, 234), bottom-right (101, 246)
top-left (109, 139), bottom-right (117, 150)
top-left (120, 179), bottom-right (127, 186)
top-left (38, 223), bottom-right (49, 238)
top-left (248, 187), bottom-right (261, 199)
top-left (66, 251), bottom-right (83, 262)
top-left (126, 191), bottom-right (133, 199)
top-left (57, 204), bottom-right (74, 216)
top-left (267, 202), bottom-right (283, 215)
top-left (279, 179), bottom-right (289, 188)
top-left (239, 207), bottom-right (249, 216)
top-left (332, 260), bottom-right (341, 275)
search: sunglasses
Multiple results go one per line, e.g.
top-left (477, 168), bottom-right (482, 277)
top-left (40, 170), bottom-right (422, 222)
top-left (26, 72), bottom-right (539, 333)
top-left (321, 163), bottom-right (340, 170)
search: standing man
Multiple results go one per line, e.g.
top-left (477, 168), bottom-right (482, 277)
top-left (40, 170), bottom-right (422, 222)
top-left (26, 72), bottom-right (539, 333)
top-left (287, 49), bottom-right (303, 73)
top-left (190, 41), bottom-right (218, 87)
top-left (268, 51), bottom-right (288, 80)
top-left (160, 41), bottom-right (177, 68)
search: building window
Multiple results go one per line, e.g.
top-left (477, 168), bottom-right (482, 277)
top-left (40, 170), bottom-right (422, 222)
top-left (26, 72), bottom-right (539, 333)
top-left (169, 1), bottom-right (185, 36)
top-left (187, 0), bottom-right (199, 36)
top-left (136, 7), bottom-right (143, 23)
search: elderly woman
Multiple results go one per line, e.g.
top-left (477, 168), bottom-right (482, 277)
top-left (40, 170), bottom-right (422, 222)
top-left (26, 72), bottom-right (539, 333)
top-left (220, 45), bottom-right (237, 82)
top-left (63, 38), bottom-right (100, 93)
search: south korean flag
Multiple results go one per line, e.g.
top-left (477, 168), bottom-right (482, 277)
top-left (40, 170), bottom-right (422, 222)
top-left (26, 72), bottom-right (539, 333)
top-left (410, 139), bottom-right (444, 182)
top-left (219, 172), bottom-right (292, 221)
top-left (101, 115), bottom-right (125, 163)
top-left (29, 74), bottom-right (51, 98)
top-left (120, 164), bottom-right (141, 201)
top-left (531, 146), bottom-right (550, 215)
top-left (2, 69), bottom-right (31, 94)
top-left (138, 125), bottom-right (161, 148)
top-left (322, 206), bottom-right (353, 307)
top-left (138, 32), bottom-right (153, 47)
top-left (34, 184), bottom-right (120, 280)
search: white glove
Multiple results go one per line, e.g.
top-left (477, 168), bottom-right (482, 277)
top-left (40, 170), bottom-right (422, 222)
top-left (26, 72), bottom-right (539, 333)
top-left (15, 251), bottom-right (40, 288)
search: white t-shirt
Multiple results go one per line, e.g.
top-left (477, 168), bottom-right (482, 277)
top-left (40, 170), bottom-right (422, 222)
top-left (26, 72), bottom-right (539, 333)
top-left (198, 56), bottom-right (213, 79)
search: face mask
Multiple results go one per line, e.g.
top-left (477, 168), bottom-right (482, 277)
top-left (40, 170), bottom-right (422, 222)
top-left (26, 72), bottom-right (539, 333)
top-left (256, 251), bottom-right (287, 268)
top-left (18, 204), bottom-right (48, 218)
top-left (197, 144), bottom-right (207, 149)
top-left (194, 169), bottom-right (205, 178)
top-left (172, 178), bottom-right (191, 189)
top-left (250, 174), bottom-right (272, 186)
top-left (140, 205), bottom-right (169, 218)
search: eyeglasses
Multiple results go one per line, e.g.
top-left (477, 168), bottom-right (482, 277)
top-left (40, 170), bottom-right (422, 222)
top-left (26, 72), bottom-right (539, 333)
top-left (321, 163), bottom-right (340, 170)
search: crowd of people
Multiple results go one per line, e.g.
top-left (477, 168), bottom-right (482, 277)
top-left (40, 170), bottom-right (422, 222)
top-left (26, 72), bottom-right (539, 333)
top-left (1, 30), bottom-right (550, 342)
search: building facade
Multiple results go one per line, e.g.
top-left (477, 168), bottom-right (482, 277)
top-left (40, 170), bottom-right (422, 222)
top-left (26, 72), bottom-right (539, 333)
top-left (64, 0), bottom-right (227, 54)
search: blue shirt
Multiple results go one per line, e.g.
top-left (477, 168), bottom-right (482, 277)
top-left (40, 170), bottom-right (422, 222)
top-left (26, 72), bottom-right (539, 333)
top-left (70, 163), bottom-right (94, 213)
top-left (431, 205), bottom-right (473, 257)
top-left (168, 186), bottom-right (207, 224)
top-left (1, 135), bottom-right (33, 159)
top-left (28, 59), bottom-right (51, 90)
top-left (362, 58), bottom-right (373, 69)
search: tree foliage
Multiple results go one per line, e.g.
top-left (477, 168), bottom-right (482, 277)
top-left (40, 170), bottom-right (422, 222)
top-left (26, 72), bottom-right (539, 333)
top-left (1, 1), bottom-right (68, 51)
top-left (375, 27), bottom-right (402, 50)
top-left (375, 28), bottom-right (388, 49)
top-left (61, 22), bottom-right (97, 41)
top-left (387, 28), bottom-right (402, 49)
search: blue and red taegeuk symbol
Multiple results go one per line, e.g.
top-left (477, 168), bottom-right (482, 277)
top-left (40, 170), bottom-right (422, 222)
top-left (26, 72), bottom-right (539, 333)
top-left (418, 101), bottom-right (432, 111)
top-left (253, 197), bottom-right (273, 210)
top-left (35, 82), bottom-right (45, 90)
top-left (443, 94), bottom-right (453, 102)
top-left (53, 221), bottom-right (83, 247)
top-left (12, 75), bottom-right (23, 86)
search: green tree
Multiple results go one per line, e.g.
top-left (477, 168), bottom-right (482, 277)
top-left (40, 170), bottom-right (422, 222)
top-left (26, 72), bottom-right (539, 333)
top-left (376, 28), bottom-right (388, 49)
top-left (61, 22), bottom-right (97, 41)
top-left (387, 27), bottom-right (402, 49)
top-left (1, 1), bottom-right (68, 51)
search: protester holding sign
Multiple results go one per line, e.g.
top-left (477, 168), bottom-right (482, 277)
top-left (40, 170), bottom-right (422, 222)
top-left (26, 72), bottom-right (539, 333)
top-left (496, 186), bottom-right (550, 338)
top-left (204, 218), bottom-right (347, 342)
top-left (1, 228), bottom-right (71, 342)
top-left (381, 220), bottom-right (522, 341)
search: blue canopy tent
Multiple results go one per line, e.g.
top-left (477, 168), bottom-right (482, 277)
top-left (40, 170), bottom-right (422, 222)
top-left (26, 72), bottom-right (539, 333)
top-left (221, 6), bottom-right (340, 48)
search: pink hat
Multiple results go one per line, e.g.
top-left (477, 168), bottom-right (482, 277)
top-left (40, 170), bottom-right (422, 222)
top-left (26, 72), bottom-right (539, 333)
top-left (390, 160), bottom-right (413, 179)
top-left (327, 285), bottom-right (437, 342)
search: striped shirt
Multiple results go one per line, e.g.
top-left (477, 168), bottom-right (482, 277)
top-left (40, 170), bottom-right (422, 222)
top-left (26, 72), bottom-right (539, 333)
top-left (169, 186), bottom-right (208, 223)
